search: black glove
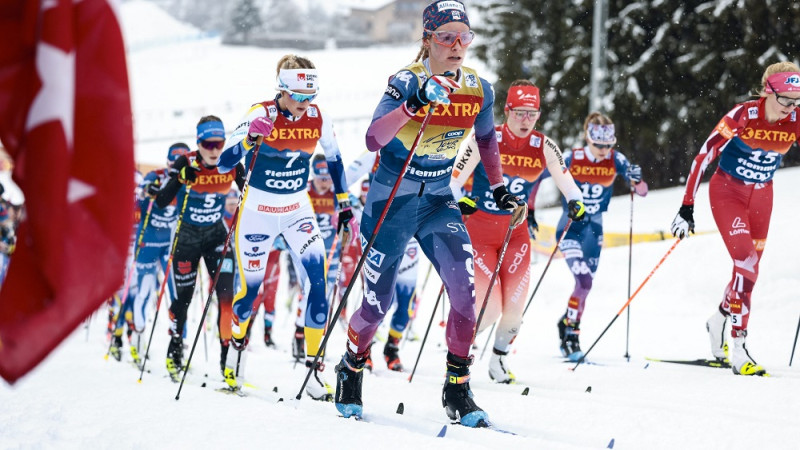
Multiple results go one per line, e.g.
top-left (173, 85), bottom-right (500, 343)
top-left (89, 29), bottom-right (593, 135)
top-left (457, 196), bottom-right (478, 215)
top-left (567, 200), bottom-right (586, 221)
top-left (527, 209), bottom-right (538, 239)
top-left (405, 71), bottom-right (459, 114)
top-left (670, 204), bottom-right (695, 239)
top-left (337, 200), bottom-right (354, 248)
top-left (492, 185), bottom-right (527, 227)
top-left (144, 180), bottom-right (161, 197)
top-left (177, 160), bottom-right (200, 184)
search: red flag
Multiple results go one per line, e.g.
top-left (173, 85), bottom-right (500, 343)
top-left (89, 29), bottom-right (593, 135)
top-left (0, 0), bottom-right (134, 383)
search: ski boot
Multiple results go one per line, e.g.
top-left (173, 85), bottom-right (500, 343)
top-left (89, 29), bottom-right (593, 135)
top-left (558, 316), bottom-right (583, 362)
top-left (166, 336), bottom-right (183, 382)
top-left (706, 307), bottom-right (729, 361)
top-left (291, 326), bottom-right (305, 363)
top-left (223, 336), bottom-right (248, 390)
top-left (305, 358), bottom-right (334, 402)
top-left (383, 336), bottom-right (404, 372)
top-left (264, 327), bottom-right (276, 348)
top-left (334, 350), bottom-right (367, 418)
top-left (109, 334), bottom-right (123, 362)
top-left (488, 348), bottom-right (516, 384)
top-left (442, 352), bottom-right (489, 427)
top-left (730, 330), bottom-right (767, 376)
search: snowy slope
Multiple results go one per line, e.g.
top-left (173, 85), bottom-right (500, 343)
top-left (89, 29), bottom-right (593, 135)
top-left (2, 2), bottom-right (800, 449)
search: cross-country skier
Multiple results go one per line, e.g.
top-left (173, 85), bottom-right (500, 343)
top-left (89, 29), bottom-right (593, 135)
top-left (333, 0), bottom-right (526, 427)
top-left (155, 116), bottom-right (245, 381)
top-left (555, 112), bottom-right (647, 361)
top-left (670, 62), bottom-right (800, 376)
top-left (217, 54), bottom-right (353, 401)
top-left (450, 80), bottom-right (586, 382)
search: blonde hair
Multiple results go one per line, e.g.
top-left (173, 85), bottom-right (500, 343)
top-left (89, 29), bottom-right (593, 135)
top-left (276, 54), bottom-right (315, 76)
top-left (758, 61), bottom-right (800, 96)
top-left (413, 40), bottom-right (430, 63)
top-left (583, 111), bottom-right (613, 135)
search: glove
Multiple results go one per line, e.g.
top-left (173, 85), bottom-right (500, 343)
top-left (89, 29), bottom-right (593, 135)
top-left (246, 116), bottom-right (275, 145)
top-left (527, 209), bottom-right (538, 239)
top-left (567, 200), bottom-right (586, 221)
top-left (457, 196), bottom-right (478, 215)
top-left (492, 185), bottom-right (527, 227)
top-left (405, 72), bottom-right (461, 113)
top-left (671, 204), bottom-right (695, 239)
top-left (144, 179), bottom-right (161, 197)
top-left (627, 164), bottom-right (642, 183)
top-left (178, 160), bottom-right (200, 184)
top-left (337, 200), bottom-right (354, 248)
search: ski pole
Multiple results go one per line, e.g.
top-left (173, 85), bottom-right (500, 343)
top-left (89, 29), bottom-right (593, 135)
top-left (479, 322), bottom-right (495, 360)
top-left (473, 217), bottom-right (518, 342)
top-left (790, 313), bottom-right (800, 366)
top-left (296, 107), bottom-right (437, 400)
top-left (572, 239), bottom-right (680, 371)
top-left (522, 219), bottom-right (572, 317)
top-left (176, 136), bottom-right (264, 400)
top-left (138, 184), bottom-right (192, 382)
top-left (624, 188), bottom-right (634, 361)
top-left (105, 198), bottom-right (155, 360)
top-left (408, 285), bottom-right (445, 384)
top-left (326, 228), bottom-right (347, 330)
top-left (198, 263), bottom-right (208, 364)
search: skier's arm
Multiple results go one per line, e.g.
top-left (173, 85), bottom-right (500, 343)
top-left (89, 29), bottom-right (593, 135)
top-left (474, 78), bottom-right (503, 188)
top-left (543, 136), bottom-right (583, 202)
top-left (449, 132), bottom-right (480, 197)
top-left (345, 151), bottom-right (377, 188)
top-left (218, 104), bottom-right (269, 173)
top-left (155, 156), bottom-right (186, 209)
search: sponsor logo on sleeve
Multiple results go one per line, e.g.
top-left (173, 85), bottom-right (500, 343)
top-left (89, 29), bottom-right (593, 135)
top-left (716, 120), bottom-right (734, 139)
top-left (307, 106), bottom-right (318, 117)
top-left (530, 135), bottom-right (541, 148)
top-left (385, 85), bottom-right (402, 101)
top-left (748, 107), bottom-right (759, 119)
top-left (465, 74), bottom-right (478, 88)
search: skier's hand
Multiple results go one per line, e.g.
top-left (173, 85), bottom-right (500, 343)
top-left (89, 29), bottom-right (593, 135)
top-left (405, 72), bottom-right (461, 113)
top-left (457, 196), bottom-right (478, 216)
top-left (567, 200), bottom-right (586, 221)
top-left (246, 116), bottom-right (274, 146)
top-left (671, 204), bottom-right (695, 239)
top-left (337, 199), bottom-right (354, 249)
top-left (627, 164), bottom-right (642, 183)
top-left (527, 209), bottom-right (539, 239)
top-left (492, 185), bottom-right (527, 228)
top-left (178, 160), bottom-right (200, 185)
top-left (144, 179), bottom-right (161, 197)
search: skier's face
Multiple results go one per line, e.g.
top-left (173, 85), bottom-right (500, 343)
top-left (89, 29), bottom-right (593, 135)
top-left (505, 108), bottom-right (540, 138)
top-left (587, 140), bottom-right (614, 160)
top-left (765, 90), bottom-right (800, 123)
top-left (425, 22), bottom-right (471, 75)
top-left (197, 138), bottom-right (225, 166)
top-left (279, 89), bottom-right (316, 118)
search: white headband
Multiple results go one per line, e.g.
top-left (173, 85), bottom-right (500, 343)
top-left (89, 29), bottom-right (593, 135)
top-left (276, 68), bottom-right (319, 92)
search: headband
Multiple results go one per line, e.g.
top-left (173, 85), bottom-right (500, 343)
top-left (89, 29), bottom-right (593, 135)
top-left (277, 68), bottom-right (319, 92)
top-left (312, 160), bottom-right (330, 176)
top-left (765, 72), bottom-right (800, 93)
top-left (587, 123), bottom-right (616, 144)
top-left (505, 85), bottom-right (540, 111)
top-left (196, 121), bottom-right (225, 141)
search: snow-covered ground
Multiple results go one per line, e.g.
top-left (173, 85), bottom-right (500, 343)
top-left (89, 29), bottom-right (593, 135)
top-left (2, 2), bottom-right (799, 449)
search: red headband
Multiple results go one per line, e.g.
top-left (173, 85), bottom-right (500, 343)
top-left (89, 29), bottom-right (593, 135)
top-left (505, 85), bottom-right (540, 110)
top-left (765, 72), bottom-right (800, 93)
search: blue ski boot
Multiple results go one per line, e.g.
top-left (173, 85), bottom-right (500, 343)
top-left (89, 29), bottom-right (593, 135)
top-left (334, 350), bottom-right (367, 419)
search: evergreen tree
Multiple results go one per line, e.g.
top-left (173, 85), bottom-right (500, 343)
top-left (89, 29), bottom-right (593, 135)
top-left (228, 0), bottom-right (263, 43)
top-left (474, 0), bottom-right (800, 189)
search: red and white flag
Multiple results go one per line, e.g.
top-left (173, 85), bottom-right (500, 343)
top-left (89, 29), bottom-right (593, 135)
top-left (0, 0), bottom-right (134, 383)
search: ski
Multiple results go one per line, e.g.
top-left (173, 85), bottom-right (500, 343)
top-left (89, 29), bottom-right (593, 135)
top-left (645, 357), bottom-right (731, 369)
top-left (442, 423), bottom-right (518, 436)
top-left (215, 386), bottom-right (247, 397)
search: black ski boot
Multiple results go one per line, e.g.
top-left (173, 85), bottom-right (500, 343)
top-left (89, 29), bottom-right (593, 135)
top-left (109, 334), bottom-right (123, 362)
top-left (334, 350), bottom-right (367, 419)
top-left (442, 352), bottom-right (489, 427)
top-left (166, 336), bottom-right (183, 382)
top-left (383, 336), bottom-right (404, 371)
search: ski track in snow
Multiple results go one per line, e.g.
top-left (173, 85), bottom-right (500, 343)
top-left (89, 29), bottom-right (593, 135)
top-left (2, 2), bottom-right (800, 448)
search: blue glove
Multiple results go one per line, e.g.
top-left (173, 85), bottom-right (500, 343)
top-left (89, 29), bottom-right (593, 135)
top-left (627, 164), bottom-right (642, 183)
top-left (405, 72), bottom-right (461, 113)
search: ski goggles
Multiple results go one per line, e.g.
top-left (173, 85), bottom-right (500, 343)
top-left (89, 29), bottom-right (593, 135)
top-left (592, 143), bottom-right (614, 150)
top-left (509, 109), bottom-right (540, 120)
top-left (768, 82), bottom-right (800, 107)
top-left (284, 89), bottom-right (318, 103)
top-left (426, 29), bottom-right (475, 47)
top-left (198, 139), bottom-right (225, 150)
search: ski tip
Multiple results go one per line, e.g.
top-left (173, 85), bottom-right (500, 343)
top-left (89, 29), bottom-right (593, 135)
top-left (436, 425), bottom-right (447, 437)
top-left (607, 438), bottom-right (615, 448)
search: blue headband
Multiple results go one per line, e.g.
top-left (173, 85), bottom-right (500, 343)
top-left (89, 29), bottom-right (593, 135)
top-left (197, 121), bottom-right (225, 141)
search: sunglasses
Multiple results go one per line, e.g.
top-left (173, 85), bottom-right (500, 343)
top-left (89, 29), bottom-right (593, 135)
top-left (592, 143), bottom-right (614, 150)
top-left (510, 109), bottom-right (540, 120)
top-left (199, 139), bottom-right (225, 150)
top-left (285, 89), bottom-right (317, 103)
top-left (426, 30), bottom-right (475, 47)
top-left (768, 81), bottom-right (800, 107)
